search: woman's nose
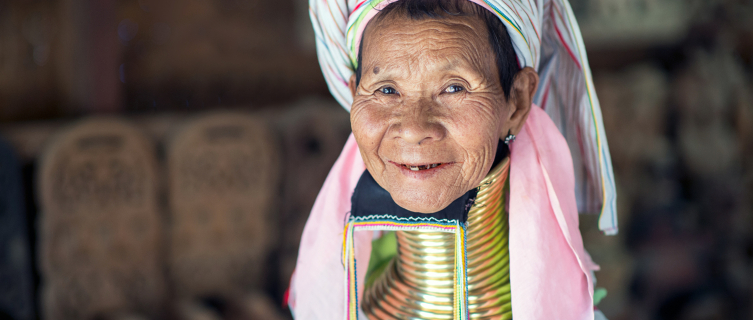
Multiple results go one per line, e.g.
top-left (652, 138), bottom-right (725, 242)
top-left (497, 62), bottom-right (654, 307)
top-left (389, 100), bottom-right (445, 145)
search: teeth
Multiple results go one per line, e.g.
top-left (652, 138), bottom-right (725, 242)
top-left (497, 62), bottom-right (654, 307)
top-left (405, 163), bottom-right (441, 171)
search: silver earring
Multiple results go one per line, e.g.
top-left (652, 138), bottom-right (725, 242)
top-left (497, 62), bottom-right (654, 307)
top-left (504, 131), bottom-right (516, 145)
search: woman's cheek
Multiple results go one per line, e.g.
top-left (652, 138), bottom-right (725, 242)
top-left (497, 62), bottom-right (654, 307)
top-left (449, 104), bottom-right (500, 146)
top-left (351, 102), bottom-right (387, 151)
top-left (448, 103), bottom-right (501, 180)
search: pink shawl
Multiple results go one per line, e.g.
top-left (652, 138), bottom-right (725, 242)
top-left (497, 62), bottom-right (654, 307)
top-left (289, 105), bottom-right (599, 319)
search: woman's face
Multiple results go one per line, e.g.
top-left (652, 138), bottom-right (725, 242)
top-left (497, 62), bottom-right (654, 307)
top-left (350, 13), bottom-right (523, 213)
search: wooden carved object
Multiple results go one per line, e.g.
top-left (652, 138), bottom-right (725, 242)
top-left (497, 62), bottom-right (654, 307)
top-left (37, 118), bottom-right (165, 320)
top-left (167, 112), bottom-right (280, 298)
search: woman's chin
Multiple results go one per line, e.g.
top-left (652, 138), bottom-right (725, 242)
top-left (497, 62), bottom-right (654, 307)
top-left (378, 164), bottom-right (470, 213)
top-left (390, 191), bottom-right (457, 214)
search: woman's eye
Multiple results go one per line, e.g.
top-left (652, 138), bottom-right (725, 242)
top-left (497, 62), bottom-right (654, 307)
top-left (379, 86), bottom-right (397, 95)
top-left (445, 85), bottom-right (464, 93)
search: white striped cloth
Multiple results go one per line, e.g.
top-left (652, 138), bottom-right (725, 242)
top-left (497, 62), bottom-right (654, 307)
top-left (309, 0), bottom-right (618, 235)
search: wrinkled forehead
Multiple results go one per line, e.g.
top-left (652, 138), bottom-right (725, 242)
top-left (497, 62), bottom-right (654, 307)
top-left (359, 16), bottom-right (495, 79)
top-left (351, 0), bottom-right (498, 63)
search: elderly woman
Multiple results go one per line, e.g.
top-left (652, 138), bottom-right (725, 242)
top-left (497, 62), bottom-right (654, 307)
top-left (289, 0), bottom-right (617, 319)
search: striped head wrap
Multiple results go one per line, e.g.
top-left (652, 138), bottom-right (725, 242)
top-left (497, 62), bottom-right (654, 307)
top-left (310, 0), bottom-right (618, 235)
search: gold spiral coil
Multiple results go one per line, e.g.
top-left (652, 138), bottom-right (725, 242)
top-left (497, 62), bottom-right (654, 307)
top-left (363, 157), bottom-right (512, 320)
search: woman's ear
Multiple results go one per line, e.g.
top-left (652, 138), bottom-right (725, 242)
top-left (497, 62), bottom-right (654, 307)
top-left (349, 74), bottom-right (357, 98)
top-left (505, 67), bottom-right (539, 137)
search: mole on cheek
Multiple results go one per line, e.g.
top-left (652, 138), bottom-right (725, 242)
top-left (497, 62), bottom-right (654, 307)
top-left (373, 66), bottom-right (380, 74)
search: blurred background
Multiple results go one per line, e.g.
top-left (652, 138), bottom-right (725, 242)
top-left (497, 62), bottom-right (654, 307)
top-left (0, 0), bottom-right (751, 319)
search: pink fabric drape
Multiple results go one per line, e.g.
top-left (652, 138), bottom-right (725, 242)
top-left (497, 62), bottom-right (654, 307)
top-left (289, 105), bottom-right (599, 319)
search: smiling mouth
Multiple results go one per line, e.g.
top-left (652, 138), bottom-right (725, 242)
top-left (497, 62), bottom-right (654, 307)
top-left (399, 163), bottom-right (444, 171)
